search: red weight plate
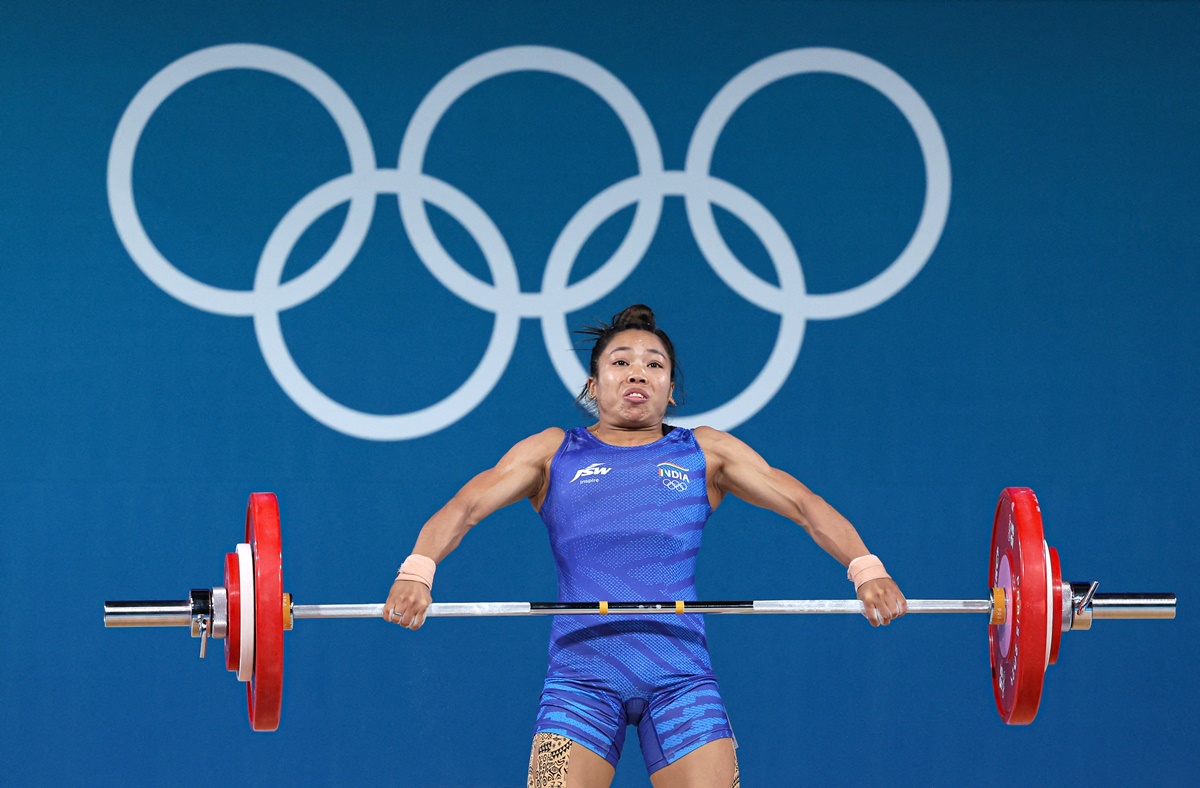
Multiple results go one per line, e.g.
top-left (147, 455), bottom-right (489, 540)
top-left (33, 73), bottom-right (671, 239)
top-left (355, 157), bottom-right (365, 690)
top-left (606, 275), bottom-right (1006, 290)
top-left (988, 487), bottom-right (1050, 724)
top-left (246, 492), bottom-right (284, 732)
top-left (1048, 547), bottom-right (1063, 666)
top-left (224, 552), bottom-right (240, 674)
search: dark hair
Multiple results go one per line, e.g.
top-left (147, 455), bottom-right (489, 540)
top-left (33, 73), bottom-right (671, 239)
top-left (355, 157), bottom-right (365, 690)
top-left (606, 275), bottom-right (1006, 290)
top-left (574, 304), bottom-right (683, 412)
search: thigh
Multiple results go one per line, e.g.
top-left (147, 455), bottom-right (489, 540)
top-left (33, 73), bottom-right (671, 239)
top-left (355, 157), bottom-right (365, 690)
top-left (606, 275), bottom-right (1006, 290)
top-left (535, 677), bottom-right (628, 768)
top-left (640, 678), bottom-right (733, 773)
top-left (648, 738), bottom-right (738, 788)
top-left (528, 732), bottom-right (617, 788)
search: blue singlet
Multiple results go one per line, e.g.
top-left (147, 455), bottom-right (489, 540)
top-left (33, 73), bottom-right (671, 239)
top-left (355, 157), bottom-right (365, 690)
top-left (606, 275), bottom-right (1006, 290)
top-left (532, 426), bottom-right (734, 772)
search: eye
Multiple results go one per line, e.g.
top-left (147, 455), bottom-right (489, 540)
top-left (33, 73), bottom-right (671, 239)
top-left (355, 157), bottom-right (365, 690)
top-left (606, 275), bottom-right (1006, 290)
top-left (613, 359), bottom-right (628, 366)
top-left (649, 361), bottom-right (663, 368)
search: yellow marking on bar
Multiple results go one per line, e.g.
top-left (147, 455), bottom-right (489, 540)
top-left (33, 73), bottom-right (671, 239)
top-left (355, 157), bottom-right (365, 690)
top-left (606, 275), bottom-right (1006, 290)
top-left (676, 600), bottom-right (684, 614)
top-left (599, 600), bottom-right (608, 615)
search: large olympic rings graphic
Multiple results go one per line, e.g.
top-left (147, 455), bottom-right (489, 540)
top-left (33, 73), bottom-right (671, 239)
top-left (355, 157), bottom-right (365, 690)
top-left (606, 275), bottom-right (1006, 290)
top-left (107, 44), bottom-right (950, 441)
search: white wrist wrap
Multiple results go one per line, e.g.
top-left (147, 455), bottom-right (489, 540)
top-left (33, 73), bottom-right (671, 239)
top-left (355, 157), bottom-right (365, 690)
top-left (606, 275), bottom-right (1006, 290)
top-left (847, 554), bottom-right (890, 591)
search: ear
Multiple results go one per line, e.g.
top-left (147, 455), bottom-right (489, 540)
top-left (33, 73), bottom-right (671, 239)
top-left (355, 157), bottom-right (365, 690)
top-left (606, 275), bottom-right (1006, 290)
top-left (587, 377), bottom-right (597, 400)
top-left (668, 382), bottom-right (676, 407)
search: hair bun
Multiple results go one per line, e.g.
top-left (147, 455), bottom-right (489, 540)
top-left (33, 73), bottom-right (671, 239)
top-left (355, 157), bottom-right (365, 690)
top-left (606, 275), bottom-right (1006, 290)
top-left (612, 304), bottom-right (656, 331)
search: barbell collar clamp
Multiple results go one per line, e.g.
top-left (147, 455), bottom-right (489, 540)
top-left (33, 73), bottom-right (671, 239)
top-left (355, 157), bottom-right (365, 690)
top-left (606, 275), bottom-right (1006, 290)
top-left (198, 618), bottom-right (210, 659)
top-left (188, 589), bottom-right (212, 639)
top-left (1075, 580), bottom-right (1100, 616)
top-left (211, 587), bottom-right (228, 639)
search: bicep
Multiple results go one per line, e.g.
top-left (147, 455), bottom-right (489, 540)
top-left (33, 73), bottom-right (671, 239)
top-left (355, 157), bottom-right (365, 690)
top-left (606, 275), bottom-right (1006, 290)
top-left (723, 464), bottom-right (814, 524)
top-left (704, 429), bottom-right (816, 523)
top-left (450, 429), bottom-right (560, 524)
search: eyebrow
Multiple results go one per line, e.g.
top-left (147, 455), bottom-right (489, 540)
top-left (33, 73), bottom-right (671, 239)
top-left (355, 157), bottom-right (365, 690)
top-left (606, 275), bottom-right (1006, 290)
top-left (607, 346), bottom-right (665, 357)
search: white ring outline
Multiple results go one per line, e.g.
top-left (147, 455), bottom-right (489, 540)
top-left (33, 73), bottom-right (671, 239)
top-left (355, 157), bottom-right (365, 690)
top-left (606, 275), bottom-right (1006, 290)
top-left (108, 45), bottom-right (950, 440)
top-left (396, 45), bottom-right (665, 318)
top-left (253, 169), bottom-right (521, 441)
top-left (107, 44), bottom-right (377, 316)
top-left (685, 47), bottom-right (951, 320)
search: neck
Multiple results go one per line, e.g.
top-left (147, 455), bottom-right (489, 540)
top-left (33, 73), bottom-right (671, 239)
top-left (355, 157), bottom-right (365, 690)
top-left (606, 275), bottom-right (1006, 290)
top-left (588, 421), bottom-right (664, 446)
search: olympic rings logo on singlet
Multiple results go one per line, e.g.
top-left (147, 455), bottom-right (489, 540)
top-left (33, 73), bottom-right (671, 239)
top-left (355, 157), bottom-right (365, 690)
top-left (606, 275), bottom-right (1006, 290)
top-left (657, 462), bottom-right (692, 492)
top-left (107, 44), bottom-right (950, 441)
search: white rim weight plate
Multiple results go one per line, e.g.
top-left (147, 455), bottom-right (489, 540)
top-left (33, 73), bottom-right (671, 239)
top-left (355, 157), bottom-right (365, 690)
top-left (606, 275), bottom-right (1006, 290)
top-left (235, 543), bottom-right (255, 682)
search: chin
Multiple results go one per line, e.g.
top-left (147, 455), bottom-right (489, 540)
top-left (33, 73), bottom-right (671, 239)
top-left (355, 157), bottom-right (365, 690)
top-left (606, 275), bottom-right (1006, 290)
top-left (619, 408), bottom-right (666, 425)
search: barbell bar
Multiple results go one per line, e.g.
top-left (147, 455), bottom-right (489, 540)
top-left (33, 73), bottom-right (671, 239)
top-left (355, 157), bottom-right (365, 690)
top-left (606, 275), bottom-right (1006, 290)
top-left (103, 487), bottom-right (1175, 731)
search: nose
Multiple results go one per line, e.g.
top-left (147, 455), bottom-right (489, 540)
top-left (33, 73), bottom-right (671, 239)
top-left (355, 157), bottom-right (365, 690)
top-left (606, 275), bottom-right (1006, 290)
top-left (627, 367), bottom-right (647, 383)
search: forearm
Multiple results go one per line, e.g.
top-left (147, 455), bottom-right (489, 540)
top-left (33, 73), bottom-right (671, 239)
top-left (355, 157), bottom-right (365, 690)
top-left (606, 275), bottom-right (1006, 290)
top-left (409, 497), bottom-right (476, 563)
top-left (801, 494), bottom-right (906, 625)
top-left (795, 493), bottom-right (871, 567)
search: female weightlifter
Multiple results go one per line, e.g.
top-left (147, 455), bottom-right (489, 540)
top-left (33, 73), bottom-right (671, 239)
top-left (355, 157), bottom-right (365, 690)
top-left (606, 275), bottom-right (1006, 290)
top-left (383, 304), bottom-right (907, 788)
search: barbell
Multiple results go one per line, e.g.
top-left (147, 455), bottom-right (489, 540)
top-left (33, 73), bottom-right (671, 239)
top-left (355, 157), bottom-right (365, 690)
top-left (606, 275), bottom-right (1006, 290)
top-left (103, 487), bottom-right (1175, 731)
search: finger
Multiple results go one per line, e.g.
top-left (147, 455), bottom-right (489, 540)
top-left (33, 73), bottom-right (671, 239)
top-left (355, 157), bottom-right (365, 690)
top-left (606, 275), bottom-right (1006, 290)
top-left (880, 600), bottom-right (896, 625)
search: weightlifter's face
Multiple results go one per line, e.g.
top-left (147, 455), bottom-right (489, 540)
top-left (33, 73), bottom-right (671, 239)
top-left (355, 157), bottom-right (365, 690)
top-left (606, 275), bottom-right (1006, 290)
top-left (588, 330), bottom-right (674, 427)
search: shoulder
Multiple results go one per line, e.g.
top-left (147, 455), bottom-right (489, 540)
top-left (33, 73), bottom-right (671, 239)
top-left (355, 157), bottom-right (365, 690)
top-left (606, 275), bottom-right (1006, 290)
top-left (509, 427), bottom-right (566, 459)
top-left (692, 426), bottom-right (767, 470)
top-left (492, 428), bottom-right (565, 476)
top-left (692, 425), bottom-right (742, 456)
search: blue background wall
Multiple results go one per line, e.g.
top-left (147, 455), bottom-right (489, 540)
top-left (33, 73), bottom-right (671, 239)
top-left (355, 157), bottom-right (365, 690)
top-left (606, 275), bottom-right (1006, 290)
top-left (2, 1), bottom-right (1196, 785)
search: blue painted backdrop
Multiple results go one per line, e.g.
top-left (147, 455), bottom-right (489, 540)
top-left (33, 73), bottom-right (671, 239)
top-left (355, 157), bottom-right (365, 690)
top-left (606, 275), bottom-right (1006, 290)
top-left (2, 1), bottom-right (1196, 785)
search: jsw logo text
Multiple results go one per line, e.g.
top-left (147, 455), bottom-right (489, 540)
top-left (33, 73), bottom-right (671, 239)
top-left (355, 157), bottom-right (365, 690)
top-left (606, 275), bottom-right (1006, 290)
top-left (571, 463), bottom-right (612, 483)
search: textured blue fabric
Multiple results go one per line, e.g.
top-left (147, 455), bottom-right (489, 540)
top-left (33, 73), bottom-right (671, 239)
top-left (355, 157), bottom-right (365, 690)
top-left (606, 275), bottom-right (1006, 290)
top-left (533, 427), bottom-right (733, 771)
